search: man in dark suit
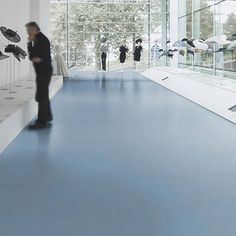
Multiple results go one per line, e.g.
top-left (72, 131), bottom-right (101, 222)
top-left (26, 22), bottom-right (53, 129)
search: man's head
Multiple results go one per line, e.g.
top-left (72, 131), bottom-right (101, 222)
top-left (25, 22), bottom-right (40, 37)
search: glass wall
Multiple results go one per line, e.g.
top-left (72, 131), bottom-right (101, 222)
top-left (178, 0), bottom-right (236, 78)
top-left (215, 0), bottom-right (236, 75)
top-left (50, 0), bottom-right (163, 71)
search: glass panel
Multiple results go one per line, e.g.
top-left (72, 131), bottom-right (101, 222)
top-left (50, 0), bottom-right (163, 71)
top-left (192, 6), bottom-right (214, 71)
top-left (178, 0), bottom-right (236, 78)
top-left (179, 0), bottom-right (192, 17)
top-left (178, 14), bottom-right (193, 67)
top-left (215, 0), bottom-right (236, 74)
top-left (193, 0), bottom-right (214, 12)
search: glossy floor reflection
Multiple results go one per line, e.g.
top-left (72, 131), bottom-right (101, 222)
top-left (1, 71), bottom-right (236, 236)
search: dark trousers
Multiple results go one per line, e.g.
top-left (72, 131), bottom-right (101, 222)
top-left (36, 73), bottom-right (52, 124)
top-left (101, 52), bottom-right (107, 71)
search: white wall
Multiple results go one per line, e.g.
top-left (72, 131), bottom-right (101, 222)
top-left (0, 0), bottom-right (30, 87)
top-left (30, 0), bottom-right (51, 37)
top-left (0, 0), bottom-right (51, 86)
top-left (29, 0), bottom-right (51, 76)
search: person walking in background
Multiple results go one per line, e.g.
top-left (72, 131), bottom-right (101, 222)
top-left (26, 22), bottom-right (53, 129)
top-left (100, 37), bottom-right (108, 71)
top-left (119, 43), bottom-right (129, 64)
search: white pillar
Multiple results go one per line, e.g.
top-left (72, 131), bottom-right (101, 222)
top-left (30, 0), bottom-right (51, 37)
top-left (161, 0), bottom-right (167, 67)
top-left (170, 0), bottom-right (179, 68)
top-left (29, 0), bottom-right (51, 76)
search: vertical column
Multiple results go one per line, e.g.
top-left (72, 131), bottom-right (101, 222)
top-left (39, 0), bottom-right (51, 37)
top-left (192, 0), bottom-right (200, 39)
top-left (213, 2), bottom-right (217, 75)
top-left (29, 0), bottom-right (39, 76)
top-left (29, 0), bottom-right (40, 23)
top-left (148, 0), bottom-right (151, 68)
top-left (29, 0), bottom-right (51, 76)
top-left (108, 0), bottom-right (110, 71)
top-left (192, 0), bottom-right (201, 71)
top-left (161, 0), bottom-right (167, 67)
top-left (30, 0), bottom-right (50, 36)
top-left (66, 0), bottom-right (69, 68)
top-left (178, 0), bottom-right (186, 67)
top-left (170, 0), bottom-right (179, 67)
top-left (214, 2), bottom-right (223, 74)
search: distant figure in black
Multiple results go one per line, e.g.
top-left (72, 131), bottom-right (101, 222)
top-left (134, 39), bottom-right (143, 70)
top-left (100, 37), bottom-right (108, 71)
top-left (26, 22), bottom-right (53, 129)
top-left (119, 44), bottom-right (128, 64)
top-left (134, 38), bottom-right (143, 62)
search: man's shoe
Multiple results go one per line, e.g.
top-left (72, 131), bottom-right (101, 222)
top-left (35, 117), bottom-right (53, 124)
top-left (28, 123), bottom-right (47, 130)
top-left (48, 117), bottom-right (53, 122)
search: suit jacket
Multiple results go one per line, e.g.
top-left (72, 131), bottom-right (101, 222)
top-left (28, 32), bottom-right (53, 75)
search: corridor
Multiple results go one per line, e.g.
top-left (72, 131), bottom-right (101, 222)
top-left (1, 71), bottom-right (236, 236)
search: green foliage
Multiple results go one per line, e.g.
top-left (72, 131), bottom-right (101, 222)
top-left (50, 0), bottom-right (161, 69)
top-left (224, 13), bottom-right (236, 37)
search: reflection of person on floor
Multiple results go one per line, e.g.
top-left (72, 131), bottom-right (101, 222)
top-left (26, 22), bottom-right (53, 129)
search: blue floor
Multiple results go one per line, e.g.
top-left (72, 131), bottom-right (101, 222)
top-left (1, 71), bottom-right (236, 236)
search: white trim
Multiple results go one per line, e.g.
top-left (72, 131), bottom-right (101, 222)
top-left (0, 76), bottom-right (63, 154)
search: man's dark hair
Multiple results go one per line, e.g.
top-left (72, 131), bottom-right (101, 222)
top-left (25, 21), bottom-right (40, 31)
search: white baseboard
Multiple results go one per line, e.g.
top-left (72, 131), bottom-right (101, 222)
top-left (142, 67), bottom-right (236, 124)
top-left (0, 76), bottom-right (63, 154)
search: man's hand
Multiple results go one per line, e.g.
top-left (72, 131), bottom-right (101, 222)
top-left (28, 35), bottom-right (35, 43)
top-left (31, 57), bottom-right (42, 63)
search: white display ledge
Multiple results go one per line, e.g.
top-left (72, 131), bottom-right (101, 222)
top-left (142, 67), bottom-right (236, 124)
top-left (0, 76), bottom-right (63, 154)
